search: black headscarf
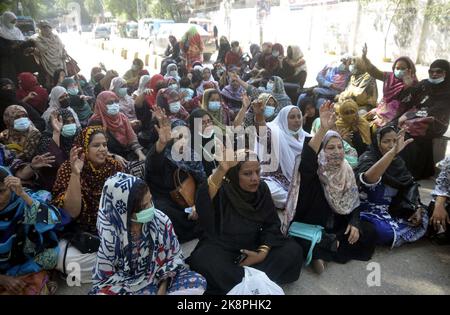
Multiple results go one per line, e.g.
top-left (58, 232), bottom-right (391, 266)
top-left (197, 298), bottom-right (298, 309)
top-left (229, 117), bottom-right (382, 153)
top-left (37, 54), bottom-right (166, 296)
top-left (424, 59), bottom-right (450, 96)
top-left (355, 124), bottom-right (414, 189)
top-left (219, 151), bottom-right (275, 223)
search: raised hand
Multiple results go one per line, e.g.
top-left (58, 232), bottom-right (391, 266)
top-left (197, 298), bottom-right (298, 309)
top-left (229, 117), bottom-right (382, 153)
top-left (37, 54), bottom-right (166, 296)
top-left (31, 153), bottom-right (56, 169)
top-left (241, 92), bottom-right (251, 110)
top-left (154, 112), bottom-right (172, 146)
top-left (252, 99), bottom-right (265, 116)
top-left (362, 43), bottom-right (368, 59)
top-left (70, 147), bottom-right (85, 175)
top-left (50, 111), bottom-right (63, 134)
top-left (391, 129), bottom-right (414, 155)
top-left (319, 101), bottom-right (336, 131)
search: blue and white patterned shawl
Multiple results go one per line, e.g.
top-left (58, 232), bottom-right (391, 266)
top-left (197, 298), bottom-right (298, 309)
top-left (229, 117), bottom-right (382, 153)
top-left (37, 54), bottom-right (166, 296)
top-left (91, 172), bottom-right (186, 294)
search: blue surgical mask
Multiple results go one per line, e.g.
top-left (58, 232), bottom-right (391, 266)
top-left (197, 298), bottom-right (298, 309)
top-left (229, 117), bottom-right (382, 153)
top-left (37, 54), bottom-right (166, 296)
top-left (349, 65), bottom-right (356, 74)
top-left (169, 70), bottom-right (178, 77)
top-left (61, 123), bottom-right (77, 137)
top-left (338, 63), bottom-right (347, 72)
top-left (106, 103), bottom-right (120, 116)
top-left (169, 101), bottom-right (181, 113)
top-left (67, 88), bottom-right (79, 96)
top-left (170, 84), bottom-right (178, 90)
top-left (14, 117), bottom-right (30, 131)
top-left (118, 87), bottom-right (128, 97)
top-left (132, 65), bottom-right (139, 71)
top-left (272, 51), bottom-right (280, 58)
top-left (264, 106), bottom-right (275, 118)
top-left (208, 101), bottom-right (221, 112)
top-left (428, 77), bottom-right (445, 85)
top-left (394, 69), bottom-right (406, 79)
top-left (132, 205), bottom-right (156, 224)
top-left (266, 83), bottom-right (274, 92)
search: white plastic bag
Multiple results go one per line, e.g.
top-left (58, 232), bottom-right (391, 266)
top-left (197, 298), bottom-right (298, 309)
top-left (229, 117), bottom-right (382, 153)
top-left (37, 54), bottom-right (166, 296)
top-left (227, 267), bottom-right (285, 295)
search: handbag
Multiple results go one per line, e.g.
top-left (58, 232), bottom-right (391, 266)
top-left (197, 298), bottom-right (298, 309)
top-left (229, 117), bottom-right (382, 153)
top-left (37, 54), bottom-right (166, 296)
top-left (400, 108), bottom-right (434, 137)
top-left (288, 222), bottom-right (323, 266)
top-left (169, 168), bottom-right (196, 208)
top-left (65, 54), bottom-right (81, 76)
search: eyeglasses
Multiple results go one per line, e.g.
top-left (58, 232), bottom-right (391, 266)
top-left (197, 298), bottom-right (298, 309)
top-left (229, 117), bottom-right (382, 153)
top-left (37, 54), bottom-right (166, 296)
top-left (429, 68), bottom-right (444, 75)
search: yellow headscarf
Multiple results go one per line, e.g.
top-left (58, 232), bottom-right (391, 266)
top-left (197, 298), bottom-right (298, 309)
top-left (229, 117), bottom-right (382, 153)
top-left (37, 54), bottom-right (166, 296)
top-left (336, 99), bottom-right (372, 145)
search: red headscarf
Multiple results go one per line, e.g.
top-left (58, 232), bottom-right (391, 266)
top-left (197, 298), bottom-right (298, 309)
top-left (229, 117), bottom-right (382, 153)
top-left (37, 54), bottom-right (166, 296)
top-left (145, 74), bottom-right (165, 110)
top-left (16, 72), bottom-right (49, 114)
top-left (89, 91), bottom-right (137, 147)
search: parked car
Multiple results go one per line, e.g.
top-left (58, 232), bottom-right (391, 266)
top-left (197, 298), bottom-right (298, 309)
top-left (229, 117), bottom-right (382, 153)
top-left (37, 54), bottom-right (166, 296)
top-left (16, 16), bottom-right (36, 39)
top-left (153, 23), bottom-right (216, 61)
top-left (94, 25), bottom-right (111, 40)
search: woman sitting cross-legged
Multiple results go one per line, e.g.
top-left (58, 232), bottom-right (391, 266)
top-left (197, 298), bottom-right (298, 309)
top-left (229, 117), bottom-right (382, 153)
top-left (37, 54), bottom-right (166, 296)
top-left (187, 148), bottom-right (303, 295)
top-left (292, 101), bottom-right (376, 274)
top-left (0, 167), bottom-right (63, 295)
top-left (355, 125), bottom-right (429, 248)
top-left (90, 172), bottom-right (207, 295)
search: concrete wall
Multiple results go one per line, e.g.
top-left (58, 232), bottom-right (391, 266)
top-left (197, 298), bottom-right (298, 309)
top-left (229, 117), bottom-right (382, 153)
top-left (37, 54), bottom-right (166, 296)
top-left (203, 0), bottom-right (449, 65)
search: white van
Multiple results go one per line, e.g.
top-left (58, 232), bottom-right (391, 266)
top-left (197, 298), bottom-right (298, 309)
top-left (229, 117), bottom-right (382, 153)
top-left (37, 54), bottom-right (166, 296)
top-left (138, 18), bottom-right (175, 41)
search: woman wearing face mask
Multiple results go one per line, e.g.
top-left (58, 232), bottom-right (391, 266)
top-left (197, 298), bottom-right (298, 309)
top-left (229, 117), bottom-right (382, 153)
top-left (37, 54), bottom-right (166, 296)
top-left (52, 126), bottom-right (123, 283)
top-left (42, 86), bottom-right (81, 129)
top-left (337, 58), bottom-right (378, 111)
top-left (90, 172), bottom-right (207, 295)
top-left (0, 105), bottom-right (41, 162)
top-left (220, 68), bottom-right (246, 112)
top-left (362, 44), bottom-right (418, 127)
top-left (61, 78), bottom-right (93, 126)
top-left (201, 89), bottom-right (231, 132)
top-left (234, 93), bottom-right (280, 129)
top-left (254, 104), bottom-right (310, 210)
top-left (397, 59), bottom-right (450, 180)
top-left (187, 149), bottom-right (303, 295)
top-left (0, 167), bottom-right (63, 295)
top-left (145, 116), bottom-right (206, 243)
top-left (224, 41), bottom-right (242, 70)
top-left (156, 88), bottom-right (189, 122)
top-left (16, 72), bottom-right (49, 115)
top-left (291, 102), bottom-right (376, 274)
top-left (123, 58), bottom-right (144, 91)
top-left (335, 99), bottom-right (371, 156)
top-left (165, 76), bottom-right (180, 92)
top-left (196, 67), bottom-right (219, 96)
top-left (263, 43), bottom-right (284, 77)
top-left (355, 125), bottom-right (428, 247)
top-left (187, 109), bottom-right (219, 177)
top-left (109, 77), bottom-right (137, 121)
top-left (89, 91), bottom-right (146, 161)
top-left (0, 78), bottom-right (46, 132)
top-left (164, 63), bottom-right (181, 83)
top-left (34, 109), bottom-right (79, 191)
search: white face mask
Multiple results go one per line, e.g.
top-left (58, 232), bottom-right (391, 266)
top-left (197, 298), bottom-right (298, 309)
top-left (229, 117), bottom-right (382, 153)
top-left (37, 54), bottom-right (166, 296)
top-left (428, 77), bottom-right (445, 85)
top-left (169, 101), bottom-right (181, 113)
top-left (169, 70), bottom-right (178, 77)
top-left (288, 127), bottom-right (302, 136)
top-left (200, 126), bottom-right (214, 138)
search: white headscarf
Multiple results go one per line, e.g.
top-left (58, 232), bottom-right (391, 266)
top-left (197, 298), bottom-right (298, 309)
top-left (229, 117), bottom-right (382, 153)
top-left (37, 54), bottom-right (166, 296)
top-left (261, 105), bottom-right (310, 180)
top-left (42, 86), bottom-right (81, 127)
top-left (164, 63), bottom-right (181, 82)
top-left (318, 130), bottom-right (360, 215)
top-left (136, 75), bottom-right (151, 96)
top-left (0, 11), bottom-right (24, 41)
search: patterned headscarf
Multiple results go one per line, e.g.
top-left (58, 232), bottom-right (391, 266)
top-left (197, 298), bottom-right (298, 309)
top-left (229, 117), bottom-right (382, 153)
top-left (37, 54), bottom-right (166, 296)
top-left (201, 88), bottom-right (230, 131)
top-left (317, 131), bottom-right (360, 215)
top-left (1, 105), bottom-right (41, 161)
top-left (91, 172), bottom-right (187, 294)
top-left (52, 126), bottom-right (123, 234)
top-left (336, 99), bottom-right (372, 145)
